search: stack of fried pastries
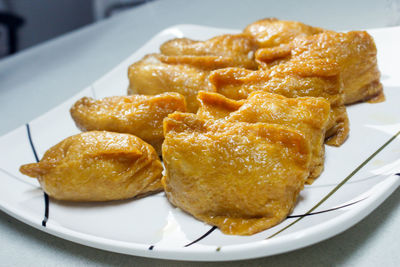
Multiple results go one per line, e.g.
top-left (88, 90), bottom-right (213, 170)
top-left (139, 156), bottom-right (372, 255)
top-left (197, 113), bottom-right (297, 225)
top-left (197, 91), bottom-right (331, 183)
top-left (70, 92), bottom-right (186, 155)
top-left (20, 18), bottom-right (383, 236)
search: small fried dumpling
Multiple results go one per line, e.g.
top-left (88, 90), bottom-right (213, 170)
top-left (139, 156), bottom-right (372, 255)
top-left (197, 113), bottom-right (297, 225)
top-left (256, 31), bottom-right (384, 104)
top-left (160, 34), bottom-right (258, 69)
top-left (162, 112), bottom-right (312, 235)
top-left (209, 66), bottom-right (349, 146)
top-left (70, 93), bottom-right (186, 155)
top-left (20, 131), bottom-right (163, 201)
top-left (128, 54), bottom-right (221, 112)
top-left (243, 18), bottom-right (324, 48)
top-left (197, 91), bottom-right (330, 183)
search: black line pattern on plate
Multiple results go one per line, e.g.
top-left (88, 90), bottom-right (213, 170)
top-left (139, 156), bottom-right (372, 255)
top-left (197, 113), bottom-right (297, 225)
top-left (267, 129), bottom-right (400, 239)
top-left (41, 194), bottom-right (49, 227)
top-left (26, 124), bottom-right (39, 162)
top-left (184, 226), bottom-right (217, 247)
top-left (287, 197), bottom-right (367, 218)
top-left (181, 197), bottom-right (368, 246)
top-left (148, 245), bottom-right (154, 250)
top-left (181, 133), bottom-right (400, 244)
top-left (26, 123), bottom-right (50, 227)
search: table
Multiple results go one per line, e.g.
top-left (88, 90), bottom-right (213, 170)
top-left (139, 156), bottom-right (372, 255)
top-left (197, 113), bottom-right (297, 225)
top-left (1, 0), bottom-right (399, 265)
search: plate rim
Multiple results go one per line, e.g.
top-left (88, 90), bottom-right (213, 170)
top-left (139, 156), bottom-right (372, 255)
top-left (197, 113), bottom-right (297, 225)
top-left (1, 24), bottom-right (400, 261)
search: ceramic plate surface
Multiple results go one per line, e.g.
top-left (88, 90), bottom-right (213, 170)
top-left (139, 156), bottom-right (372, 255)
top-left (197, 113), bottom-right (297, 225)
top-left (1, 25), bottom-right (400, 261)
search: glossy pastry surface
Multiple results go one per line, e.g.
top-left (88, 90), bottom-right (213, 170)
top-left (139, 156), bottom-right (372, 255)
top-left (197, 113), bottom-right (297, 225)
top-left (256, 31), bottom-right (384, 104)
top-left (70, 93), bottom-right (186, 154)
top-left (197, 91), bottom-right (330, 183)
top-left (20, 131), bottom-right (163, 201)
top-left (243, 18), bottom-right (324, 47)
top-left (128, 54), bottom-right (219, 112)
top-left (162, 112), bottom-right (311, 235)
top-left (160, 34), bottom-right (258, 69)
top-left (209, 66), bottom-right (349, 146)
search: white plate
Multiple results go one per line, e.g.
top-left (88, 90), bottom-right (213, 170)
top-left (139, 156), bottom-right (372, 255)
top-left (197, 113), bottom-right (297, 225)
top-left (1, 24), bottom-right (400, 262)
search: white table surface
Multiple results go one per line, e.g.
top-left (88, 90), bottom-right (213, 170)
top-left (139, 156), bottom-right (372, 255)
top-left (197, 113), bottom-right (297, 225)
top-left (1, 0), bottom-right (399, 266)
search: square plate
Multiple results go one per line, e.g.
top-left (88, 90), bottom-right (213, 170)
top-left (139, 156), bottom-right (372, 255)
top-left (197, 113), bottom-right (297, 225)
top-left (0, 24), bottom-right (400, 261)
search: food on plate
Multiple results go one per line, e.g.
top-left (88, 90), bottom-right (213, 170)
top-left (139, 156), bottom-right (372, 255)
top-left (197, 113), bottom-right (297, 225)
top-left (18, 18), bottom-right (385, 236)
top-left (128, 19), bottom-right (382, 116)
top-left (256, 30), bottom-right (384, 104)
top-left (162, 112), bottom-right (312, 235)
top-left (197, 91), bottom-right (331, 183)
top-left (128, 34), bottom-right (259, 112)
top-left (19, 131), bottom-right (163, 201)
top-left (243, 18), bottom-right (324, 47)
top-left (160, 34), bottom-right (258, 69)
top-left (70, 92), bottom-right (186, 155)
top-left (128, 54), bottom-right (220, 112)
top-left (208, 65), bottom-right (349, 146)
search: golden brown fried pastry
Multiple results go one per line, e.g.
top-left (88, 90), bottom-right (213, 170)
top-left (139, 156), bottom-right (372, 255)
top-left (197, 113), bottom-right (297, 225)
top-left (128, 54), bottom-right (220, 112)
top-left (256, 31), bottom-right (384, 104)
top-left (243, 18), bottom-right (324, 48)
top-left (128, 34), bottom-right (260, 113)
top-left (70, 93), bottom-right (186, 155)
top-left (160, 34), bottom-right (258, 69)
top-left (19, 131), bottom-right (163, 201)
top-left (162, 112), bottom-right (312, 235)
top-left (197, 91), bottom-right (330, 183)
top-left (209, 66), bottom-right (349, 146)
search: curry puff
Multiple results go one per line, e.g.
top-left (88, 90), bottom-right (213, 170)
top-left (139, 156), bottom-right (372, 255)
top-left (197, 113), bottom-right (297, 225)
top-left (70, 93), bottom-right (186, 155)
top-left (160, 33), bottom-right (258, 69)
top-left (128, 54), bottom-right (220, 112)
top-left (128, 34), bottom-right (258, 112)
top-left (209, 65), bottom-right (349, 146)
top-left (162, 112), bottom-right (312, 235)
top-left (20, 131), bottom-right (163, 201)
top-left (197, 91), bottom-right (331, 183)
top-left (243, 18), bottom-right (324, 48)
top-left (256, 30), bottom-right (384, 104)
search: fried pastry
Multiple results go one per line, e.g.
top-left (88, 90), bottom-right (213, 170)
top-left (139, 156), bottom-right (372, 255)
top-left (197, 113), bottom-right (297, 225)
top-left (128, 54), bottom-right (221, 112)
top-left (162, 112), bottom-right (312, 235)
top-left (243, 18), bottom-right (324, 48)
top-left (197, 91), bottom-right (330, 183)
top-left (70, 93), bottom-right (186, 155)
top-left (19, 131), bottom-right (163, 201)
top-left (256, 31), bottom-right (384, 104)
top-left (209, 66), bottom-right (349, 146)
top-left (160, 34), bottom-right (258, 69)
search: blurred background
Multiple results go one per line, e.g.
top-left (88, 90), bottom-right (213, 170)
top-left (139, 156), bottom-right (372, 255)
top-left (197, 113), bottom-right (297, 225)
top-left (0, 0), bottom-right (152, 58)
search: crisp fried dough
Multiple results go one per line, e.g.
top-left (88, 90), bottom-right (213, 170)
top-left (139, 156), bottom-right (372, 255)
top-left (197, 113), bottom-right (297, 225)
top-left (19, 131), bottom-right (163, 201)
top-left (160, 34), bottom-right (258, 69)
top-left (128, 54), bottom-right (220, 112)
top-left (70, 93), bottom-right (186, 155)
top-left (256, 31), bottom-right (384, 104)
top-left (209, 66), bottom-right (349, 146)
top-left (243, 18), bottom-right (324, 47)
top-left (128, 34), bottom-right (259, 113)
top-left (197, 91), bottom-right (330, 183)
top-left (162, 112), bottom-right (311, 235)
